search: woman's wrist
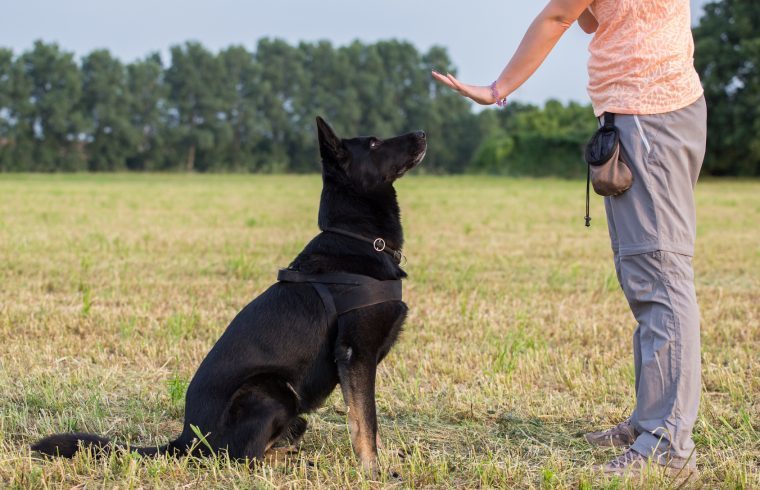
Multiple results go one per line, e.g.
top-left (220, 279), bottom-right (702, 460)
top-left (490, 81), bottom-right (509, 107)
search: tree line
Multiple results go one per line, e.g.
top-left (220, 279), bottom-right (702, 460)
top-left (0, 0), bottom-right (758, 176)
top-left (0, 39), bottom-right (486, 173)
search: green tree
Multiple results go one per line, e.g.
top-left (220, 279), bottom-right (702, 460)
top-left (253, 38), bottom-right (307, 172)
top-left (1, 50), bottom-right (37, 171)
top-left (694, 0), bottom-right (760, 175)
top-left (469, 109), bottom-right (516, 174)
top-left (421, 45), bottom-right (482, 173)
top-left (127, 53), bottom-right (167, 170)
top-left (342, 41), bottom-right (404, 137)
top-left (218, 45), bottom-right (266, 171)
top-left (81, 49), bottom-right (136, 170)
top-left (293, 40), bottom-right (358, 171)
top-left (0, 48), bottom-right (13, 170)
top-left (165, 42), bottom-right (230, 171)
top-left (303, 41), bottom-right (361, 135)
top-left (15, 41), bottom-right (86, 171)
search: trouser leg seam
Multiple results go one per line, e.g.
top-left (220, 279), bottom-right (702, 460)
top-left (656, 251), bottom-right (685, 457)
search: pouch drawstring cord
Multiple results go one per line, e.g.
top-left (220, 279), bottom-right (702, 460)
top-left (585, 164), bottom-right (591, 227)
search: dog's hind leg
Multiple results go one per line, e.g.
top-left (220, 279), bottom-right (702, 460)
top-left (226, 401), bottom-right (292, 462)
top-left (272, 416), bottom-right (308, 449)
top-left (265, 416), bottom-right (308, 461)
top-left (285, 417), bottom-right (308, 445)
top-left (223, 378), bottom-right (298, 462)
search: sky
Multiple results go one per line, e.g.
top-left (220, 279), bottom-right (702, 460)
top-left (1, 0), bottom-right (711, 106)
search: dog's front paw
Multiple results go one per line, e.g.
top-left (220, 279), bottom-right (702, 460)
top-left (360, 457), bottom-right (380, 479)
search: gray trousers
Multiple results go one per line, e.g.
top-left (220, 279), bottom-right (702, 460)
top-left (604, 96), bottom-right (706, 463)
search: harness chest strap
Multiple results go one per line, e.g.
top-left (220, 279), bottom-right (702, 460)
top-left (277, 268), bottom-right (402, 327)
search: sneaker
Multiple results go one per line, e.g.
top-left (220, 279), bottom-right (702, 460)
top-left (584, 418), bottom-right (639, 448)
top-left (595, 449), bottom-right (699, 480)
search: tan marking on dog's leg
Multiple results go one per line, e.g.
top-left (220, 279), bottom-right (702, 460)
top-left (338, 367), bottom-right (379, 475)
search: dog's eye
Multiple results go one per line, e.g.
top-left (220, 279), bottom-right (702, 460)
top-left (369, 139), bottom-right (381, 150)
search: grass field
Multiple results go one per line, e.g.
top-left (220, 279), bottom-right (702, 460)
top-left (0, 174), bottom-right (758, 489)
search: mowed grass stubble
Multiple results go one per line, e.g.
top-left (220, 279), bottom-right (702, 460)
top-left (0, 174), bottom-right (757, 488)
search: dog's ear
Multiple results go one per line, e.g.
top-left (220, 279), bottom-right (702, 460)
top-left (316, 116), bottom-right (346, 163)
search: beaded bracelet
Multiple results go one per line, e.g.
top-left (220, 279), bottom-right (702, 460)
top-left (490, 82), bottom-right (508, 108)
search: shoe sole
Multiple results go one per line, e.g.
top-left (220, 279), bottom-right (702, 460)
top-left (583, 433), bottom-right (634, 448)
top-left (599, 465), bottom-right (700, 482)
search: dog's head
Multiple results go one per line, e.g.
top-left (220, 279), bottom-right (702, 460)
top-left (316, 116), bottom-right (426, 191)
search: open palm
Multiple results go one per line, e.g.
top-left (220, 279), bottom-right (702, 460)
top-left (431, 70), bottom-right (495, 105)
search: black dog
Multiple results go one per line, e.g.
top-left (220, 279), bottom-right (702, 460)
top-left (33, 117), bottom-right (426, 474)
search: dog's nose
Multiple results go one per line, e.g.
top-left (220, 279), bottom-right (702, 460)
top-left (415, 131), bottom-right (426, 140)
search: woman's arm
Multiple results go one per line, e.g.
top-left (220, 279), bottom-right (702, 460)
top-left (432, 0), bottom-right (594, 105)
top-left (577, 8), bottom-right (598, 34)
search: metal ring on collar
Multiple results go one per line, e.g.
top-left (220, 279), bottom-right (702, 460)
top-left (373, 238), bottom-right (386, 252)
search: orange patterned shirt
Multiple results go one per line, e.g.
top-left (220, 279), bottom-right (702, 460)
top-left (587, 0), bottom-right (704, 116)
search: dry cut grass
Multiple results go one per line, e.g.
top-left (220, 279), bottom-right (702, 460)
top-left (0, 174), bottom-right (758, 488)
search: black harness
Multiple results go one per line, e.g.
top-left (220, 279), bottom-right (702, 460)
top-left (276, 228), bottom-right (404, 327)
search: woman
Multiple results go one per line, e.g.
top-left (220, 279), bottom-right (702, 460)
top-left (433, 0), bottom-right (705, 479)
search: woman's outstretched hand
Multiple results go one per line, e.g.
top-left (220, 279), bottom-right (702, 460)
top-left (431, 70), bottom-right (496, 106)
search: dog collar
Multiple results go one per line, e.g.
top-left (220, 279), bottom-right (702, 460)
top-left (321, 227), bottom-right (405, 265)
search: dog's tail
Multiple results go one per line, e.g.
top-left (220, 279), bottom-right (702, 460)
top-left (31, 432), bottom-right (183, 459)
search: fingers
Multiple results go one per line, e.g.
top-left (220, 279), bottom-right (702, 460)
top-left (432, 70), bottom-right (468, 96)
top-left (446, 74), bottom-right (475, 99)
top-left (431, 71), bottom-right (488, 104)
top-left (446, 73), bottom-right (464, 91)
top-left (431, 70), bottom-right (457, 90)
top-left (441, 72), bottom-right (467, 95)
